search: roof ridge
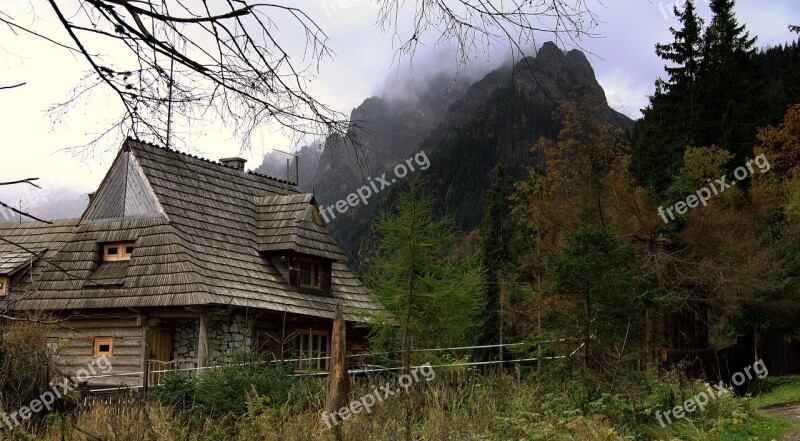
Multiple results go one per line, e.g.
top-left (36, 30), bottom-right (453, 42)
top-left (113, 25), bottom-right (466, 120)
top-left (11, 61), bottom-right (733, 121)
top-left (0, 218), bottom-right (79, 227)
top-left (125, 137), bottom-right (298, 186)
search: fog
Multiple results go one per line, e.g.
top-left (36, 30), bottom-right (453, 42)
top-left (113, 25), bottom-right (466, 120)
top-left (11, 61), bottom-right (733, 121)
top-left (1, 0), bottom-right (797, 221)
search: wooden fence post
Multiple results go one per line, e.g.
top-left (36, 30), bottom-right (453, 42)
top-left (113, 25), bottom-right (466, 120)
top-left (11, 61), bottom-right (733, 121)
top-left (326, 306), bottom-right (348, 441)
top-left (142, 359), bottom-right (149, 397)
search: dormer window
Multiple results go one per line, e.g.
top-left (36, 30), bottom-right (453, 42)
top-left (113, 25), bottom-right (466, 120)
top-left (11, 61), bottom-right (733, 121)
top-left (289, 257), bottom-right (330, 290)
top-left (103, 242), bottom-right (134, 261)
top-left (300, 261), bottom-right (321, 288)
top-left (0, 276), bottom-right (8, 295)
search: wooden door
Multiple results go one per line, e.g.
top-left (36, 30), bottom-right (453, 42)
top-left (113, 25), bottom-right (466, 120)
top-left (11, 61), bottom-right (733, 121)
top-left (150, 328), bottom-right (174, 361)
top-left (148, 328), bottom-right (174, 385)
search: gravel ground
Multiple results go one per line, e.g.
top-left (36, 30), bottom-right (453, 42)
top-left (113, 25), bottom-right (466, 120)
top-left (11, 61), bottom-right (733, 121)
top-left (761, 402), bottom-right (800, 441)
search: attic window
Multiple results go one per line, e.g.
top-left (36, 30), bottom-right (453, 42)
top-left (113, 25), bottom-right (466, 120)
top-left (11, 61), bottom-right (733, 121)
top-left (103, 242), bottom-right (134, 261)
top-left (93, 337), bottom-right (113, 357)
top-left (290, 258), bottom-right (330, 290)
top-left (300, 262), bottom-right (318, 288)
top-left (0, 276), bottom-right (7, 295)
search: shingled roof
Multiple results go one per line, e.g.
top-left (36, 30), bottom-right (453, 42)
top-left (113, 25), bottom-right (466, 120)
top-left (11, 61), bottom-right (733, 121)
top-left (0, 138), bottom-right (382, 321)
top-left (257, 194), bottom-right (348, 261)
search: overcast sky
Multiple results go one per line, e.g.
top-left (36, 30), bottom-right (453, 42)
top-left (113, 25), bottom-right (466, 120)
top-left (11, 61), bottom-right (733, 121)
top-left (0, 0), bottom-right (798, 215)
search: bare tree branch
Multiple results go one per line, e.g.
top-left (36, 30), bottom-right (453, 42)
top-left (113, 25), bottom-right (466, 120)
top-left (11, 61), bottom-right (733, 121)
top-left (3, 0), bottom-right (599, 153)
top-left (0, 178), bottom-right (40, 188)
top-left (0, 82), bottom-right (25, 90)
top-left (0, 201), bottom-right (52, 224)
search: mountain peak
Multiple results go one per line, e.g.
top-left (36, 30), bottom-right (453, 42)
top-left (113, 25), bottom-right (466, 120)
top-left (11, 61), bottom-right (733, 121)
top-left (508, 41), bottom-right (602, 103)
top-left (537, 41), bottom-right (566, 62)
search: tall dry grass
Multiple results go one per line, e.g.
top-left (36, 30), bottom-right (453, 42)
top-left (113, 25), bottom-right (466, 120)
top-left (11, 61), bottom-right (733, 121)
top-left (20, 375), bottom-right (637, 441)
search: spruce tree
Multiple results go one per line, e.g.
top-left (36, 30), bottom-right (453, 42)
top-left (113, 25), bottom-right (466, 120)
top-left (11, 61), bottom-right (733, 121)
top-left (367, 178), bottom-right (486, 367)
top-left (699, 0), bottom-right (757, 156)
top-left (635, 0), bottom-right (704, 196)
top-left (655, 0), bottom-right (704, 144)
top-left (478, 163), bottom-right (514, 356)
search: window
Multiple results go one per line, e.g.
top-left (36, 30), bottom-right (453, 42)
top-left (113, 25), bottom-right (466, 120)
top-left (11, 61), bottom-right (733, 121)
top-left (300, 262), bottom-right (315, 287)
top-left (103, 242), bottom-right (134, 261)
top-left (0, 276), bottom-right (7, 295)
top-left (294, 330), bottom-right (329, 371)
top-left (293, 258), bottom-right (329, 290)
top-left (93, 337), bottom-right (114, 357)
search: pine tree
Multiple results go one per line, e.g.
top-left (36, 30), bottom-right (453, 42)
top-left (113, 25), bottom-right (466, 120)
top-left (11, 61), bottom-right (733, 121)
top-left (478, 163), bottom-right (514, 356)
top-left (367, 178), bottom-right (486, 364)
top-left (635, 0), bottom-right (704, 196)
top-left (698, 0), bottom-right (757, 156)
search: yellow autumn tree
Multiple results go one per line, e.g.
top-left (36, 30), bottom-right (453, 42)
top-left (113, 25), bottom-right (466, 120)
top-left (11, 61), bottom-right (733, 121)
top-left (510, 90), bottom-right (657, 367)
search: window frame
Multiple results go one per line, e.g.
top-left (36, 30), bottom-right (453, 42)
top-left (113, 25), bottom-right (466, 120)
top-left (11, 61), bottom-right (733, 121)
top-left (103, 242), bottom-right (135, 261)
top-left (0, 276), bottom-right (8, 295)
top-left (294, 329), bottom-right (329, 372)
top-left (299, 261), bottom-right (318, 288)
top-left (292, 257), bottom-right (329, 290)
top-left (93, 336), bottom-right (114, 357)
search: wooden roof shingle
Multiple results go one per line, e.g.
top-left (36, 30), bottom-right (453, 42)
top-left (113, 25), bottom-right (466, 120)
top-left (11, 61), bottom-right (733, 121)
top-left (0, 138), bottom-right (382, 321)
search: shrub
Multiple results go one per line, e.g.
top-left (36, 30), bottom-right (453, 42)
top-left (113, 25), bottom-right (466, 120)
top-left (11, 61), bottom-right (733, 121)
top-left (194, 351), bottom-right (295, 417)
top-left (0, 316), bottom-right (68, 413)
top-left (149, 371), bottom-right (196, 410)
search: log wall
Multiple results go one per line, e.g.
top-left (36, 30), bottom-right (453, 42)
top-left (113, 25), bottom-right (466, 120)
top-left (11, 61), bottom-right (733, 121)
top-left (48, 310), bottom-right (144, 388)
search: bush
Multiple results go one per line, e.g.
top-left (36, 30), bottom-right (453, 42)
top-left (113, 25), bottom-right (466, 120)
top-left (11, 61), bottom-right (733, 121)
top-left (149, 371), bottom-right (196, 410)
top-left (194, 351), bottom-right (296, 417)
top-left (0, 316), bottom-right (69, 413)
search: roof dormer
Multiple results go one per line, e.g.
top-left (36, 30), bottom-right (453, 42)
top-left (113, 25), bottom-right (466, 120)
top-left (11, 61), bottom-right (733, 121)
top-left (255, 194), bottom-right (348, 262)
top-left (0, 248), bottom-right (46, 295)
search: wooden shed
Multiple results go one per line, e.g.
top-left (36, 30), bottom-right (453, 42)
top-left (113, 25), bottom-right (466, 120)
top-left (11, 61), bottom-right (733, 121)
top-left (0, 138), bottom-right (384, 388)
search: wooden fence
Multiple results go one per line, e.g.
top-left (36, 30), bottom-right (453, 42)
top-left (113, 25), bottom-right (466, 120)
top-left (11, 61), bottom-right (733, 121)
top-left (80, 391), bottom-right (143, 414)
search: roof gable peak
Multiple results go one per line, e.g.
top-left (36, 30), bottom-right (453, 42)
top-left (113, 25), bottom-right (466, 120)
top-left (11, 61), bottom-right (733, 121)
top-left (80, 149), bottom-right (165, 223)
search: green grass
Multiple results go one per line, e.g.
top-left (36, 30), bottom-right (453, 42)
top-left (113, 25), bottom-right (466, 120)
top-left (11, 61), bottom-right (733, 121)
top-left (751, 375), bottom-right (800, 408)
top-left (705, 415), bottom-right (792, 441)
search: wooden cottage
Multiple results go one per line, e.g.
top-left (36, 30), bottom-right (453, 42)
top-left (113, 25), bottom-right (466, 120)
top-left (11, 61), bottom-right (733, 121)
top-left (0, 138), bottom-right (384, 388)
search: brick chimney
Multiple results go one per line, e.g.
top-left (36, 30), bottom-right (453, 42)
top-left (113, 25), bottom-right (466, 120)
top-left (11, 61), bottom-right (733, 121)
top-left (219, 157), bottom-right (246, 171)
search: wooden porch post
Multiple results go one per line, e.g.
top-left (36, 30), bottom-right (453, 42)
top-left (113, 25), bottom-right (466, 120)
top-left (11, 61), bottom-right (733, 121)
top-left (198, 313), bottom-right (209, 369)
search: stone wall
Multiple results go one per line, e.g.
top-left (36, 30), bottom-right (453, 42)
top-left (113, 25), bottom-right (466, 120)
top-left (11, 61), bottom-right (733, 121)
top-left (172, 315), bottom-right (252, 363)
top-left (208, 314), bottom-right (252, 361)
top-left (173, 318), bottom-right (198, 361)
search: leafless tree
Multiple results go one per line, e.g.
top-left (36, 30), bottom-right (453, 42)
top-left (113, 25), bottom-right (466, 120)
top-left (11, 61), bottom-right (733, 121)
top-left (1, 0), bottom-right (599, 152)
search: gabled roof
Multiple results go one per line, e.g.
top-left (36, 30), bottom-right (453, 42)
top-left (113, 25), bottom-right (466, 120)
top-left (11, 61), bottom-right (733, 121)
top-left (0, 138), bottom-right (382, 321)
top-left (257, 194), bottom-right (348, 261)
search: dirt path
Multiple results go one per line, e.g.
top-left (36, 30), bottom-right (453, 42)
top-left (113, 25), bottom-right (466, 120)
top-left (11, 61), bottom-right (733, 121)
top-left (760, 402), bottom-right (800, 441)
